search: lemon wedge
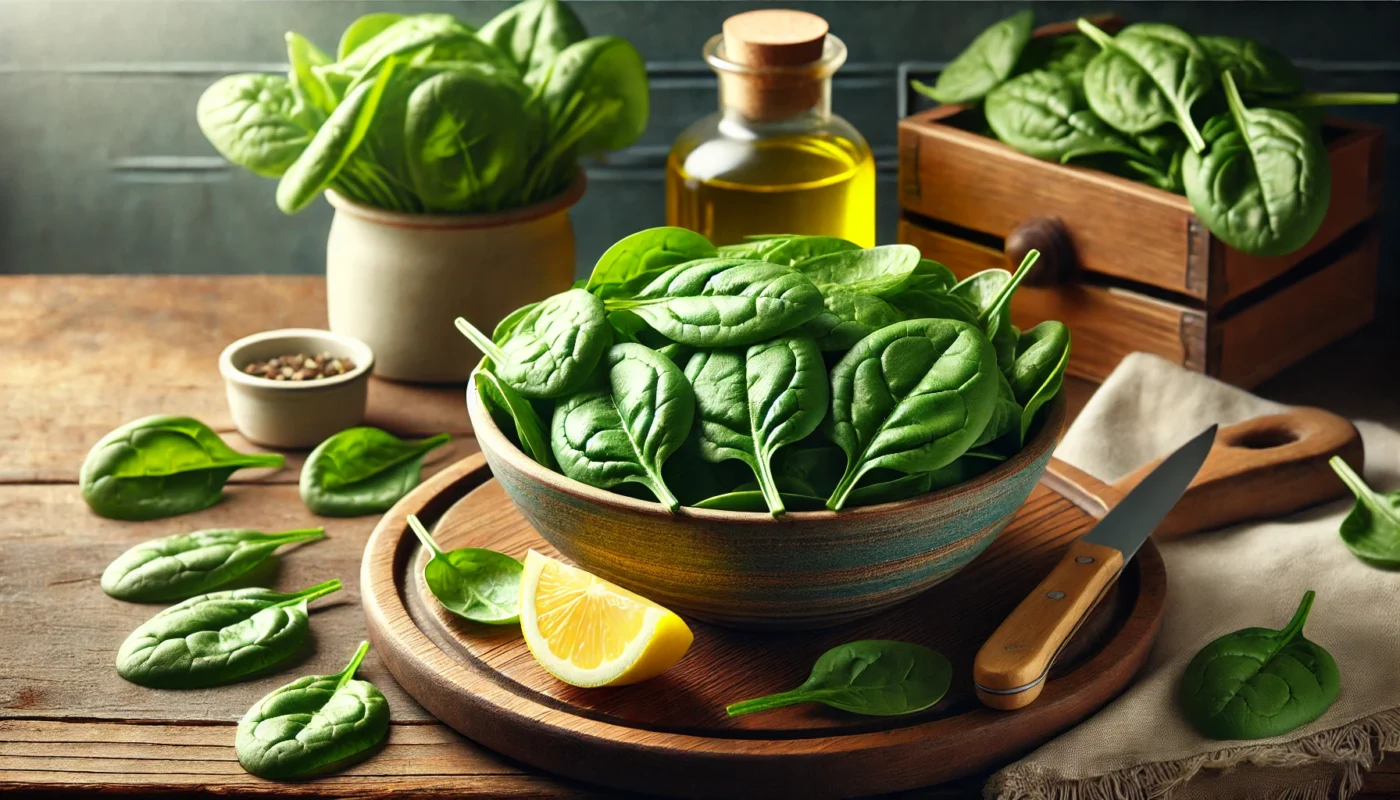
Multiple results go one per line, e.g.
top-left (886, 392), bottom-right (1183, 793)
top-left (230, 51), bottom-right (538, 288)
top-left (520, 550), bottom-right (693, 688)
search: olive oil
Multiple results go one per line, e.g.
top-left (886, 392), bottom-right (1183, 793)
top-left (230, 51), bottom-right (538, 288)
top-left (666, 131), bottom-right (876, 247)
top-left (666, 10), bottom-right (876, 247)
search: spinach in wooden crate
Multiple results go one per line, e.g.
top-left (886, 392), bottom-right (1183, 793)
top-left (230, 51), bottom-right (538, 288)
top-left (916, 10), bottom-right (1398, 257)
top-left (463, 228), bottom-right (1070, 516)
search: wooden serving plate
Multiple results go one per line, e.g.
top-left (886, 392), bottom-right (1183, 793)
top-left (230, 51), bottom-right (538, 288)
top-left (362, 454), bottom-right (1166, 798)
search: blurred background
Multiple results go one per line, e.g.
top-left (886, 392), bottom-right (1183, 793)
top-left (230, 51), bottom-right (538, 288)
top-left (1, 0), bottom-right (1396, 295)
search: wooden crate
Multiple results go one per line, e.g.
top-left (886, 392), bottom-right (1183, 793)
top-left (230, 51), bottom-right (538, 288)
top-left (896, 103), bottom-right (1384, 387)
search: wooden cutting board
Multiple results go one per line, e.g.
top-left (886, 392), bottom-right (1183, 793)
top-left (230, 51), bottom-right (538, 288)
top-left (361, 453), bottom-right (1165, 798)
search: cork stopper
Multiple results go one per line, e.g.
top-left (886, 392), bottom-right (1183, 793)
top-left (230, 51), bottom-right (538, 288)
top-left (713, 10), bottom-right (834, 122)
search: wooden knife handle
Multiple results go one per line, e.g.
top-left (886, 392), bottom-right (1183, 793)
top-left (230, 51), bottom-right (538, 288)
top-left (1114, 407), bottom-right (1363, 540)
top-left (973, 540), bottom-right (1125, 710)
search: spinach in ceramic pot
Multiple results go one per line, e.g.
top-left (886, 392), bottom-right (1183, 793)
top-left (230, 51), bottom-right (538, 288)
top-left (300, 427), bottom-right (452, 517)
top-left (81, 416), bottom-right (285, 521)
top-left (478, 0), bottom-right (588, 81)
top-left (102, 527), bottom-right (325, 603)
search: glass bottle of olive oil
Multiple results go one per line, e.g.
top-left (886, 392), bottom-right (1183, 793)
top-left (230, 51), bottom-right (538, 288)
top-left (666, 10), bottom-right (876, 247)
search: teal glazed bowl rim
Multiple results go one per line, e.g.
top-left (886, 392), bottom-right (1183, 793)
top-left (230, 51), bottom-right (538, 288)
top-left (465, 378), bottom-right (1067, 525)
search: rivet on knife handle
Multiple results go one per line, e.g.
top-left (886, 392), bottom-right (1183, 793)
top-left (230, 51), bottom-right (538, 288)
top-left (973, 540), bottom-right (1124, 710)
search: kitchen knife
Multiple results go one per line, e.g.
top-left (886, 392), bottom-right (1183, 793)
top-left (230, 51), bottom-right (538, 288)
top-left (973, 425), bottom-right (1217, 710)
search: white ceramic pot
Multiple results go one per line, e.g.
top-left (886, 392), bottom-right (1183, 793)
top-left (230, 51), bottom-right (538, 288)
top-left (325, 176), bottom-right (584, 384)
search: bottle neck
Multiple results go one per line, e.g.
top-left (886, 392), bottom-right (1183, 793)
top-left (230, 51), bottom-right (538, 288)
top-left (718, 73), bottom-right (832, 125)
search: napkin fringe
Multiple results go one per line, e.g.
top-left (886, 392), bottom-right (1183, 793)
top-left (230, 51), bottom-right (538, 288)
top-left (988, 708), bottom-right (1400, 800)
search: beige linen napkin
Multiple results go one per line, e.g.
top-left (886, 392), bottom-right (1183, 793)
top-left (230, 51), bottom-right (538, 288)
top-left (988, 353), bottom-right (1400, 800)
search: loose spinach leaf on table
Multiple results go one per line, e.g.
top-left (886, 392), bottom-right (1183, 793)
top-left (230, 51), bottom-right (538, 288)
top-left (584, 227), bottom-right (717, 300)
top-left (478, 0), bottom-right (588, 82)
top-left (1328, 456), bottom-right (1400, 567)
top-left (1010, 321), bottom-right (1070, 444)
top-left (684, 336), bottom-right (829, 515)
top-left (456, 288), bottom-right (609, 398)
top-left (986, 70), bottom-right (1150, 163)
top-left (102, 527), bottom-right (326, 603)
top-left (1180, 590), bottom-right (1340, 740)
top-left (603, 259), bottom-right (824, 347)
top-left (911, 9), bottom-right (1034, 105)
top-left (236, 640), bottom-right (390, 779)
top-left (474, 363), bottom-right (556, 469)
top-left (116, 580), bottom-right (342, 689)
top-left (1183, 72), bottom-right (1331, 257)
top-left (717, 235), bottom-right (859, 265)
top-left (1078, 20), bottom-right (1214, 153)
top-left (1199, 35), bottom-right (1302, 97)
top-left (824, 318), bottom-right (998, 510)
top-left (300, 427), bottom-right (451, 517)
top-left (727, 640), bottom-right (952, 717)
top-left (551, 343), bottom-right (695, 511)
top-left (80, 416), bottom-right (285, 521)
top-left (407, 514), bottom-right (522, 623)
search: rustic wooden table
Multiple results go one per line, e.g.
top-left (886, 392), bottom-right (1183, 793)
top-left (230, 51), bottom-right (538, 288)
top-left (2, 275), bottom-right (1396, 799)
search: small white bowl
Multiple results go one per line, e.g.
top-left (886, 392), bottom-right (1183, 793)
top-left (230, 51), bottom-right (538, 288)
top-left (219, 328), bottom-right (374, 449)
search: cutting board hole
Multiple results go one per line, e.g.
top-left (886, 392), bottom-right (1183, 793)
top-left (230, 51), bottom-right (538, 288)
top-left (1227, 428), bottom-right (1299, 450)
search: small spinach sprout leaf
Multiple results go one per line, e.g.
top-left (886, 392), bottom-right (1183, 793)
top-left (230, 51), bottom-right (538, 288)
top-left (585, 227), bottom-right (718, 300)
top-left (911, 9), bottom-right (1034, 105)
top-left (1328, 456), bottom-right (1400, 566)
top-left (116, 580), bottom-right (343, 689)
top-left (407, 514), bottom-right (522, 624)
top-left (1180, 590), bottom-right (1340, 740)
top-left (236, 640), bottom-right (390, 779)
top-left (1079, 20), bottom-right (1214, 153)
top-left (824, 318), bottom-right (999, 510)
top-left (551, 343), bottom-right (695, 511)
top-left (475, 363), bottom-right (556, 469)
top-left (684, 336), bottom-right (829, 515)
top-left (80, 415), bottom-right (285, 521)
top-left (456, 288), bottom-right (609, 398)
top-left (300, 427), bottom-right (452, 517)
top-left (727, 640), bottom-right (952, 717)
top-left (1183, 71), bottom-right (1331, 257)
top-left (102, 527), bottom-right (325, 603)
top-left (605, 259), bottom-right (825, 347)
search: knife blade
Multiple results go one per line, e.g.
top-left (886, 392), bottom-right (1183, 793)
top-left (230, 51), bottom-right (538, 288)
top-left (973, 425), bottom-right (1218, 710)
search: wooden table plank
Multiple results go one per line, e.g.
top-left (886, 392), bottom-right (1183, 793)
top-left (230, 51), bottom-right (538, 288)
top-left (0, 275), bottom-right (474, 484)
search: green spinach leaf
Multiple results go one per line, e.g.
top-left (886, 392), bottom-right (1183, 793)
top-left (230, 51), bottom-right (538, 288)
top-left (1199, 35), bottom-right (1302, 97)
top-left (116, 580), bottom-right (342, 688)
top-left (1079, 20), bottom-right (1214, 153)
top-left (102, 527), bottom-right (325, 603)
top-left (717, 235), bottom-right (859, 265)
top-left (727, 640), bottom-right (952, 717)
top-left (953, 250), bottom-right (1041, 374)
top-left (585, 227), bottom-right (718, 300)
top-left (1180, 590), bottom-right (1340, 740)
top-left (479, 0), bottom-right (588, 81)
top-left (605, 259), bottom-right (825, 347)
top-left (537, 36), bottom-right (648, 156)
top-left (475, 363), bottom-right (556, 469)
top-left (692, 489), bottom-right (826, 512)
top-left (551, 343), bottom-right (694, 511)
top-left (801, 292), bottom-right (906, 351)
top-left (684, 336), bottom-right (829, 515)
top-left (911, 10), bottom-right (1034, 105)
top-left (1018, 33), bottom-right (1098, 81)
top-left (456, 288), bottom-right (609, 398)
top-left (1010, 321), bottom-right (1070, 444)
top-left (407, 514), bottom-right (521, 623)
top-left (824, 318), bottom-right (998, 510)
top-left (236, 641), bottom-right (390, 778)
top-left (986, 70), bottom-right (1150, 163)
top-left (336, 13), bottom-right (405, 61)
top-left (196, 74), bottom-right (322, 178)
top-left (972, 371), bottom-right (1023, 448)
top-left (1183, 72), bottom-right (1331, 257)
top-left (300, 427), bottom-right (451, 517)
top-left (286, 32), bottom-right (337, 113)
top-left (80, 416), bottom-right (285, 521)
top-left (1328, 456), bottom-right (1400, 566)
top-left (846, 471), bottom-right (936, 507)
top-left (793, 244), bottom-right (922, 297)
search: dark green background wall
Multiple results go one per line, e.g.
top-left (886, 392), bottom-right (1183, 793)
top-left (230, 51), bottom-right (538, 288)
top-left (1, 1), bottom-right (1396, 286)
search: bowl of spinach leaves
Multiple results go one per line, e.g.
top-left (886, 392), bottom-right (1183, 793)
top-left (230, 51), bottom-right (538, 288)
top-left (196, 0), bottom-right (649, 383)
top-left (461, 227), bottom-right (1069, 629)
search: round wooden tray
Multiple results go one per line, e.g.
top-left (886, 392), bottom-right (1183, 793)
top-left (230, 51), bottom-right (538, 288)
top-left (362, 454), bottom-right (1166, 799)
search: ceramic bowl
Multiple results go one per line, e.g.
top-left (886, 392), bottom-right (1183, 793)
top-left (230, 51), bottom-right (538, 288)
top-left (219, 328), bottom-right (374, 449)
top-left (467, 381), bottom-right (1066, 630)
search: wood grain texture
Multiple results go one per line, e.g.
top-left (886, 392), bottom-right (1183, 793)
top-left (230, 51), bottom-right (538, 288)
top-left (361, 451), bottom-right (1167, 798)
top-left (899, 222), bottom-right (1204, 381)
top-left (0, 275), bottom-right (475, 484)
